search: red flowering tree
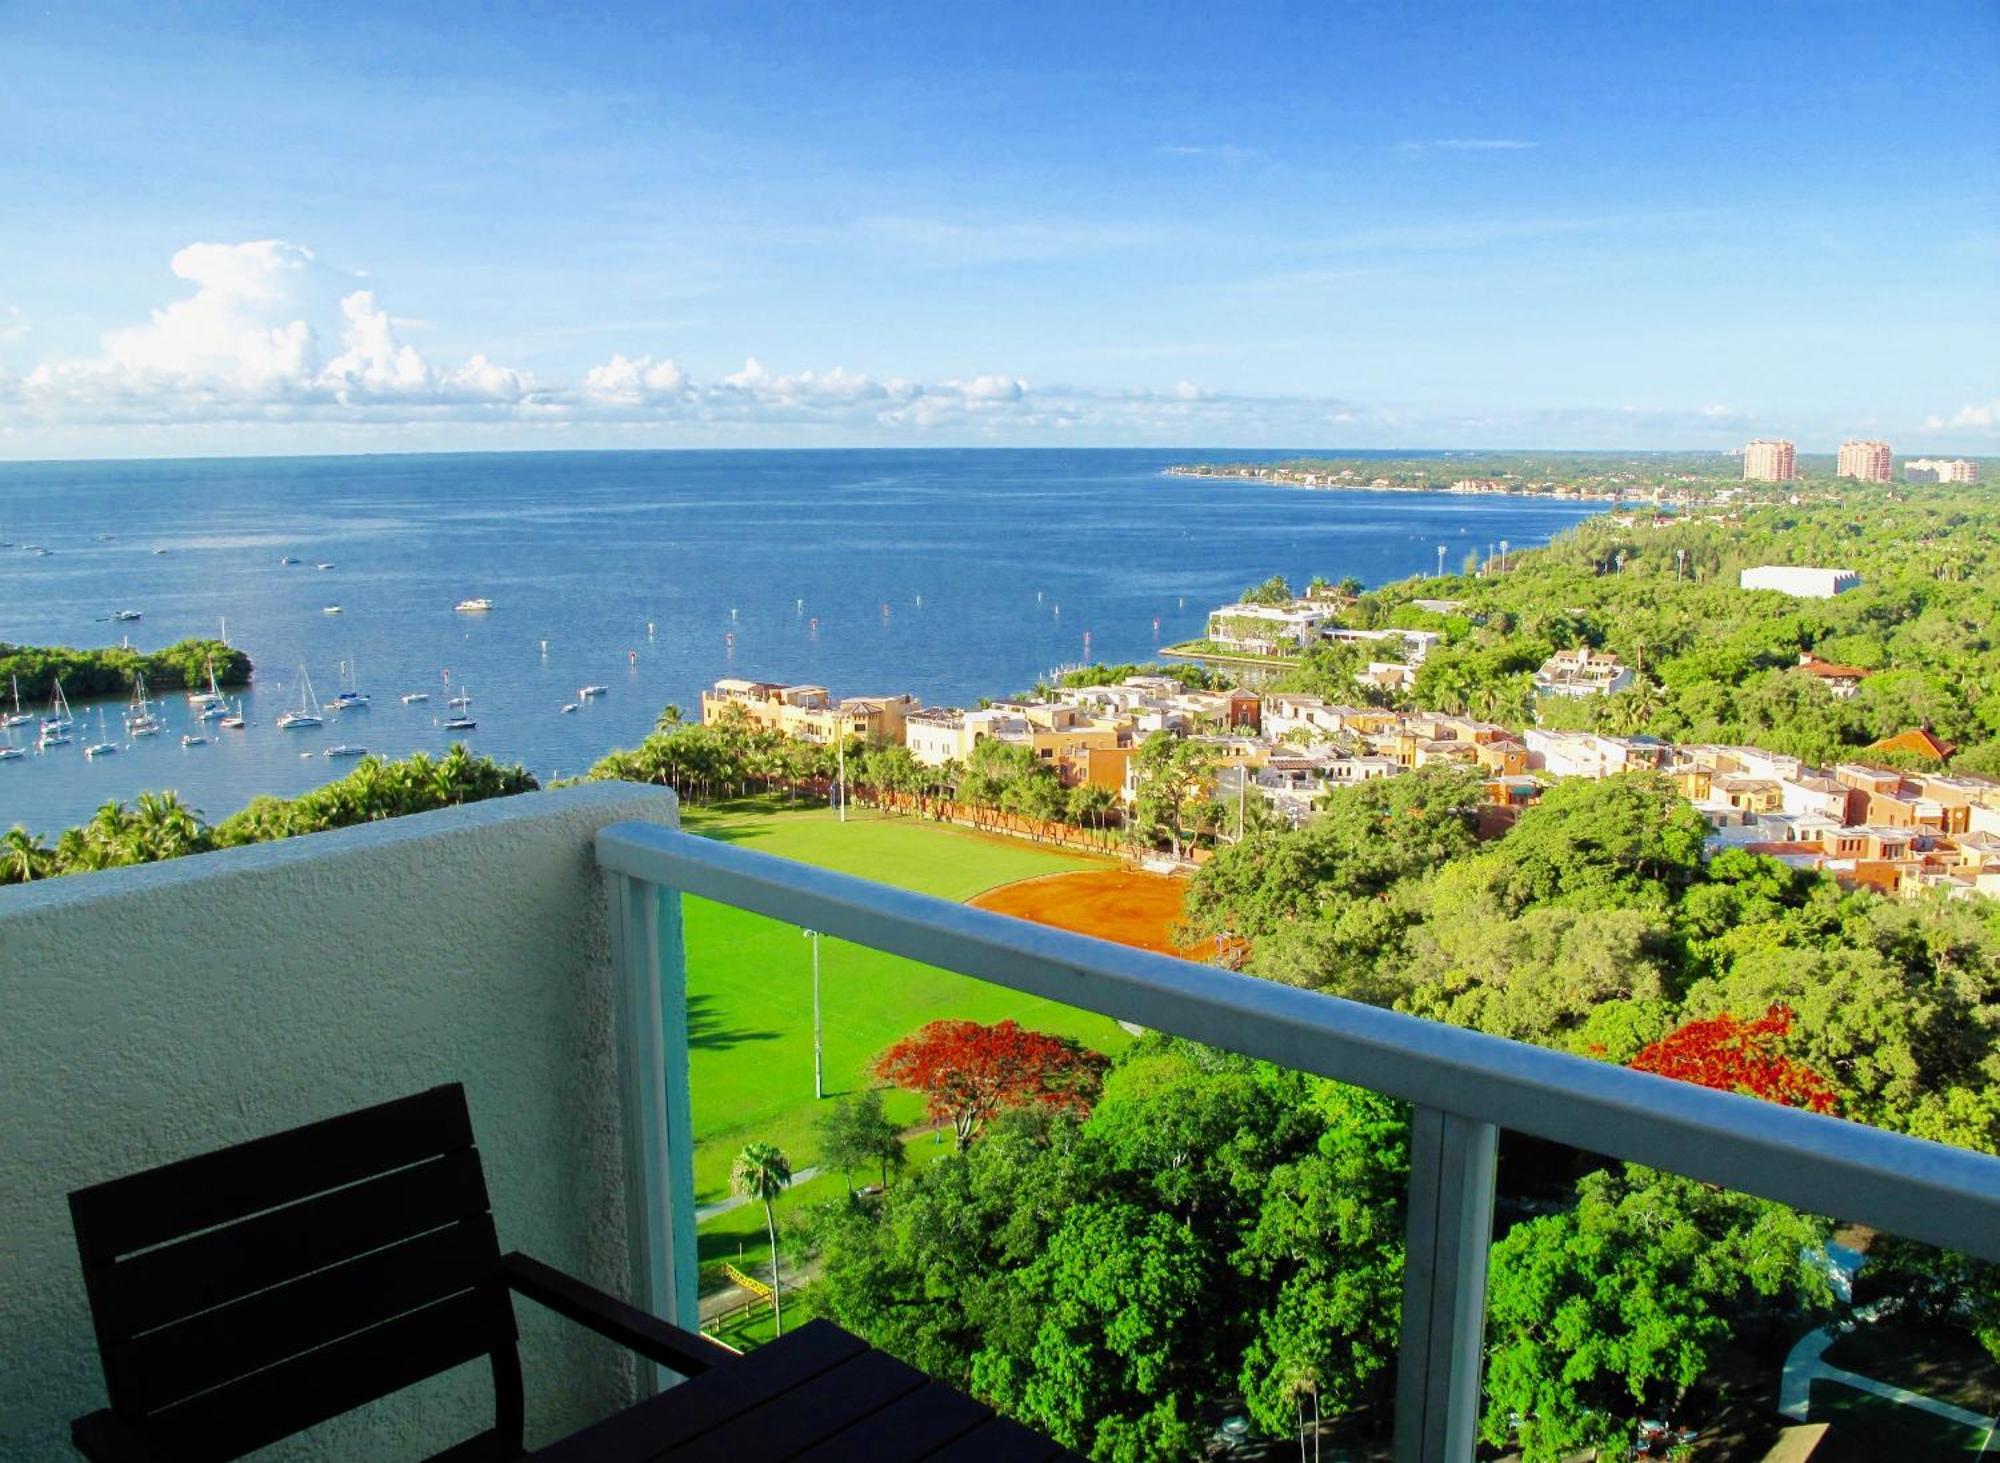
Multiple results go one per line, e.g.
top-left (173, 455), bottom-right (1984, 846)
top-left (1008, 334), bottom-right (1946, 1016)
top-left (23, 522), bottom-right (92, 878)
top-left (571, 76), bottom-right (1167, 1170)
top-left (1629, 1005), bottom-right (1838, 1114)
top-left (873, 1019), bottom-right (1111, 1149)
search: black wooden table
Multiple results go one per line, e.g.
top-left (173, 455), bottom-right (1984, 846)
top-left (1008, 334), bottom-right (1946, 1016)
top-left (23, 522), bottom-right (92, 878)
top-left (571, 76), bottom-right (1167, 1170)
top-left (527, 1319), bottom-right (1080, 1462)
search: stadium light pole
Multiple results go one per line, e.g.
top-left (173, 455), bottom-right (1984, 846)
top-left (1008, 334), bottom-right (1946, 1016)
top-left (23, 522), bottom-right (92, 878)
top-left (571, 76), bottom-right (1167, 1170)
top-left (802, 928), bottom-right (823, 1099)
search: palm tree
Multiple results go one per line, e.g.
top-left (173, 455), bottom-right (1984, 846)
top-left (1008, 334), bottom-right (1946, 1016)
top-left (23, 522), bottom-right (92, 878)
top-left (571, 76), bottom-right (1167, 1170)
top-left (1, 826), bottom-right (50, 883)
top-left (730, 1142), bottom-right (792, 1335)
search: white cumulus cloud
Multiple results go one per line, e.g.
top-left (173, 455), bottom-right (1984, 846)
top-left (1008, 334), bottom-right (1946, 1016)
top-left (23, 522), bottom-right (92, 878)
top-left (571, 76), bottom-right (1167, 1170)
top-left (13, 240), bottom-right (539, 422)
top-left (1925, 398), bottom-right (1999, 432)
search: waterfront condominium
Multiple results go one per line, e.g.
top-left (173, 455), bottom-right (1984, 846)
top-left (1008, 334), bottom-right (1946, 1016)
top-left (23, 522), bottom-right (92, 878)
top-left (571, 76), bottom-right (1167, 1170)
top-left (1742, 438), bottom-right (1798, 481)
top-left (1836, 439), bottom-right (1893, 482)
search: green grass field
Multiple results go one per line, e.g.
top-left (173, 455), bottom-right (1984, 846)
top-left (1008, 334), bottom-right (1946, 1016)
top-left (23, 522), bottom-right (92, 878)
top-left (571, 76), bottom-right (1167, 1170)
top-left (678, 801), bottom-right (1132, 1209)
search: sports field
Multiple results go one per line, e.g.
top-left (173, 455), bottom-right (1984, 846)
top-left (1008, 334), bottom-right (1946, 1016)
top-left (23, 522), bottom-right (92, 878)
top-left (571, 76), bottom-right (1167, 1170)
top-left (967, 868), bottom-right (1191, 956)
top-left (679, 801), bottom-right (1136, 1207)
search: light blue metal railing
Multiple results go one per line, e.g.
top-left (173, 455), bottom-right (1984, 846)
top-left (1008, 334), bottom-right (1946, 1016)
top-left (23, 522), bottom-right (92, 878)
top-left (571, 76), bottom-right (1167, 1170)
top-left (595, 821), bottom-right (2000, 1463)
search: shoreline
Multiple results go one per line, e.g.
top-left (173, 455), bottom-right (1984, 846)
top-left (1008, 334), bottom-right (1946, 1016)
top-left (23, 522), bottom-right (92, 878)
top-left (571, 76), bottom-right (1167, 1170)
top-left (1163, 464), bottom-right (1672, 504)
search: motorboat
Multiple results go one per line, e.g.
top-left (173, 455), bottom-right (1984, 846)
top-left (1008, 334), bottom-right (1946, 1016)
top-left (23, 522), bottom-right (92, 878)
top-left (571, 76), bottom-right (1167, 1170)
top-left (324, 744), bottom-right (368, 758)
top-left (110, 609), bottom-right (143, 622)
top-left (401, 692), bottom-right (430, 704)
top-left (322, 605), bottom-right (343, 615)
top-left (0, 746), bottom-right (24, 762)
top-left (561, 703), bottom-right (579, 714)
top-left (315, 562), bottom-right (335, 570)
top-left (447, 693), bottom-right (471, 708)
top-left (280, 555), bottom-right (301, 565)
top-left (277, 668), bottom-right (324, 730)
top-left (181, 733), bottom-right (207, 747)
top-left (579, 684), bottom-right (609, 699)
top-left (454, 598), bottom-right (494, 613)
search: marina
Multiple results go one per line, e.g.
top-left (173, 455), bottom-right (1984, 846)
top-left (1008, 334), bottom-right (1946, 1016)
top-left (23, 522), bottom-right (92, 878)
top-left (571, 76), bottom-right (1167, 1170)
top-left (0, 449), bottom-right (1606, 834)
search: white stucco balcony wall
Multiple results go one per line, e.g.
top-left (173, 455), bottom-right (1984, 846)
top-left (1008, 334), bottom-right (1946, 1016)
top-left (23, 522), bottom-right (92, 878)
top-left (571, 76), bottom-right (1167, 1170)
top-left (0, 782), bottom-right (678, 1460)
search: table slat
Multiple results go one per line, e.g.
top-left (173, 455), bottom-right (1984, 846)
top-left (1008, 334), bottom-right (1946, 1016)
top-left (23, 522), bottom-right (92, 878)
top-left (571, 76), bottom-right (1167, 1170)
top-left (789, 1378), bottom-right (992, 1463)
top-left (526, 1321), bottom-right (864, 1462)
top-left (657, 1347), bottom-right (926, 1461)
top-left (921, 1413), bottom-right (1071, 1462)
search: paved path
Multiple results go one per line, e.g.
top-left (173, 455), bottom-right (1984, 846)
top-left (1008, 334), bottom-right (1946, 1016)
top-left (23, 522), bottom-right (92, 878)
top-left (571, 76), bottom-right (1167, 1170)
top-left (694, 1165), bottom-right (823, 1223)
top-left (1779, 1321), bottom-right (1999, 1434)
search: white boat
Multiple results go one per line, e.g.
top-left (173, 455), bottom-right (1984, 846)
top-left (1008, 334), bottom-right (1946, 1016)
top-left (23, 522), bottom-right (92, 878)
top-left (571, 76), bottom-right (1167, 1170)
top-left (579, 684), bottom-right (609, 698)
top-left (110, 609), bottom-right (143, 622)
top-left (85, 708), bottom-right (119, 759)
top-left (181, 733), bottom-right (207, 747)
top-left (42, 678), bottom-right (75, 735)
top-left (315, 562), bottom-right (335, 570)
top-left (38, 729), bottom-right (71, 749)
top-left (454, 598), bottom-right (493, 613)
top-left (561, 703), bottom-right (579, 714)
top-left (277, 668), bottom-right (324, 730)
top-left (322, 605), bottom-right (343, 615)
top-left (324, 744), bottom-right (368, 758)
top-left (401, 692), bottom-right (430, 704)
top-left (188, 658), bottom-right (228, 711)
top-left (280, 555), bottom-right (301, 565)
top-left (0, 746), bottom-right (24, 762)
top-left (331, 656), bottom-right (370, 710)
top-left (4, 676), bottom-right (33, 728)
top-left (444, 691), bottom-right (477, 731)
top-left (220, 699), bottom-right (246, 730)
top-left (447, 693), bottom-right (471, 708)
top-left (125, 673), bottom-right (163, 737)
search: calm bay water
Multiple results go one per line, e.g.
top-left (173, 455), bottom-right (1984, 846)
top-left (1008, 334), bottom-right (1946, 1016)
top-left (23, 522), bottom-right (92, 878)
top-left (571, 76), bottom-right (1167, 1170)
top-left (0, 449), bottom-right (1605, 834)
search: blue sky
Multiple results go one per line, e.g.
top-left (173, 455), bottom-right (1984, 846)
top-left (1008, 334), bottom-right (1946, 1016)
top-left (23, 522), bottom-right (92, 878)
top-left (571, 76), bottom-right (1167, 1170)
top-left (1, 0), bottom-right (1995, 457)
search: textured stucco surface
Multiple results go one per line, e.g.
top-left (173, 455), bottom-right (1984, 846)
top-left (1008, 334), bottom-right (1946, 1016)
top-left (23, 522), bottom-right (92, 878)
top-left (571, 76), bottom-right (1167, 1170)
top-left (0, 782), bottom-right (678, 1459)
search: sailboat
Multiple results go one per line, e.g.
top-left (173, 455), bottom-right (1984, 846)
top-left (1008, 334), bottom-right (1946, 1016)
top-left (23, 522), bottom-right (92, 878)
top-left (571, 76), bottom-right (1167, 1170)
top-left (277, 668), bottom-right (324, 730)
top-left (188, 658), bottom-right (228, 714)
top-left (443, 690), bottom-right (477, 732)
top-left (85, 708), bottom-right (119, 759)
top-left (125, 673), bottom-right (163, 737)
top-left (220, 698), bottom-right (246, 730)
top-left (4, 676), bottom-right (32, 728)
top-left (40, 679), bottom-right (75, 745)
top-left (331, 656), bottom-right (370, 711)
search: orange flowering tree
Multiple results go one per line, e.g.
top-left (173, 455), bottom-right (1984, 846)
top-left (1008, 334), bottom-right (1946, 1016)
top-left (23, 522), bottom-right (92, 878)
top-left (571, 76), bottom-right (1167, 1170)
top-left (1629, 1005), bottom-right (1838, 1113)
top-left (874, 1019), bottom-right (1111, 1149)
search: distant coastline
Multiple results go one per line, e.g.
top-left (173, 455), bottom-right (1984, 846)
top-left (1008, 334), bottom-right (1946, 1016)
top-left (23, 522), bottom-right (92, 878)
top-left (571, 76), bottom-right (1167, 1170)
top-left (1164, 462), bottom-right (1652, 503)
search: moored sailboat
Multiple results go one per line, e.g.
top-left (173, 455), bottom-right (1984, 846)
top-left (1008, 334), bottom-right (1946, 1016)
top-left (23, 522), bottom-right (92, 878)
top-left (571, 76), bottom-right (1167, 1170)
top-left (277, 668), bottom-right (324, 730)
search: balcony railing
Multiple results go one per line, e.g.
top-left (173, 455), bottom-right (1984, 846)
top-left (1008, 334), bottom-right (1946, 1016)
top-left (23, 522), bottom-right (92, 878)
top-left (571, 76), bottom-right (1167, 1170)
top-left (596, 819), bottom-right (2000, 1463)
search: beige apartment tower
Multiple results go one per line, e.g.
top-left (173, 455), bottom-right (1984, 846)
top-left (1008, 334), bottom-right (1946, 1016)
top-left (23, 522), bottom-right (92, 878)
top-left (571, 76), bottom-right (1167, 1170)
top-left (1742, 439), bottom-right (1798, 482)
top-left (1836, 439), bottom-right (1892, 482)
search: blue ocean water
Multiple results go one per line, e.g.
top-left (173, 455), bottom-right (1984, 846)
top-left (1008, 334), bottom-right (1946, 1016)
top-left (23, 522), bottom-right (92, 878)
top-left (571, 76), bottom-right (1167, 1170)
top-left (0, 449), bottom-right (1605, 834)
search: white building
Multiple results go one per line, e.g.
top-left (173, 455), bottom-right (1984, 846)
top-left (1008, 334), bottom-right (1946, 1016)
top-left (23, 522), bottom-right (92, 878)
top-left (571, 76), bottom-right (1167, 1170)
top-left (1904, 457), bottom-right (1980, 485)
top-left (1532, 647), bottom-right (1634, 698)
top-left (1525, 729), bottom-right (1638, 778)
top-left (1738, 565), bottom-right (1861, 599)
top-left (1205, 602), bottom-right (1330, 654)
